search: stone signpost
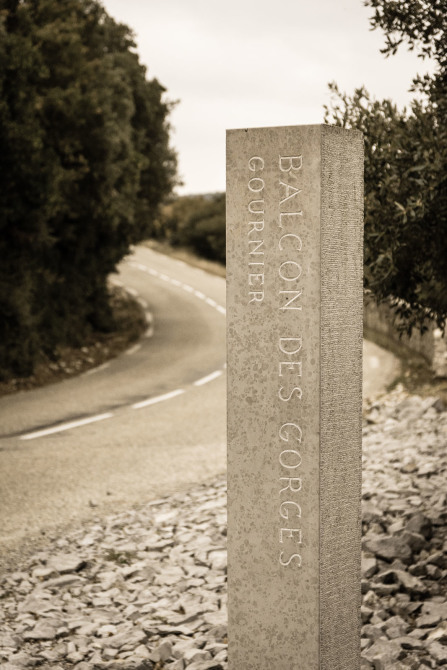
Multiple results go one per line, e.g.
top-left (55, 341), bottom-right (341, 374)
top-left (226, 125), bottom-right (364, 669)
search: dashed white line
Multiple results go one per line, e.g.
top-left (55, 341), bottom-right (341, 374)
top-left (132, 389), bottom-right (185, 410)
top-left (126, 287), bottom-right (138, 297)
top-left (194, 290), bottom-right (206, 299)
top-left (144, 312), bottom-right (154, 338)
top-left (193, 370), bottom-right (223, 386)
top-left (137, 298), bottom-right (148, 309)
top-left (20, 413), bottom-right (114, 441)
top-left (126, 343), bottom-right (142, 356)
top-left (369, 356), bottom-right (380, 369)
top-left (83, 362), bottom-right (110, 376)
top-left (127, 260), bottom-right (226, 317)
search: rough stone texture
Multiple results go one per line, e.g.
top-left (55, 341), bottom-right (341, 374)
top-left (226, 125), bottom-right (363, 669)
top-left (0, 387), bottom-right (447, 668)
top-left (319, 125), bottom-right (364, 670)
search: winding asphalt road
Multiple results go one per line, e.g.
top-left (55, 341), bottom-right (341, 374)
top-left (0, 246), bottom-right (399, 558)
top-left (0, 247), bottom-right (227, 556)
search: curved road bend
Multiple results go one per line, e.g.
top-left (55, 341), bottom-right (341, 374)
top-left (0, 245), bottom-right (399, 556)
top-left (0, 246), bottom-right (227, 554)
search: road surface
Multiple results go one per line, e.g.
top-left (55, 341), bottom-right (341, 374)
top-left (0, 247), bottom-right (227, 556)
top-left (0, 246), bottom-right (399, 558)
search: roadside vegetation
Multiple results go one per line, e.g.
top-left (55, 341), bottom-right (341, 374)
top-left (159, 2), bottom-right (446, 342)
top-left (325, 0), bottom-right (446, 335)
top-left (1, 0), bottom-right (444, 392)
top-left (153, 193), bottom-right (226, 265)
top-left (0, 286), bottom-right (146, 397)
top-left (0, 0), bottom-right (177, 380)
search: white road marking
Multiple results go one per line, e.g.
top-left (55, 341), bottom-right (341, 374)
top-left (83, 362), bottom-right (110, 376)
top-left (194, 290), bottom-right (206, 299)
top-left (369, 356), bottom-right (380, 369)
top-left (144, 312), bottom-right (154, 338)
top-left (126, 287), bottom-right (138, 297)
top-left (126, 343), bottom-right (142, 356)
top-left (194, 370), bottom-right (223, 386)
top-left (137, 298), bottom-right (148, 309)
top-left (20, 413), bottom-right (114, 441)
top-left (132, 389), bottom-right (184, 410)
top-left (126, 260), bottom-right (225, 322)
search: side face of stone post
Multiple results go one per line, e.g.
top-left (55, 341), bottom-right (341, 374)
top-left (226, 125), bottom-right (363, 670)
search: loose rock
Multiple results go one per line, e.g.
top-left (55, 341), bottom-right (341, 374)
top-left (0, 386), bottom-right (446, 670)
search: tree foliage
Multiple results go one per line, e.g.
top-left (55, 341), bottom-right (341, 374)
top-left (325, 0), bottom-right (446, 333)
top-left (0, 0), bottom-right (177, 376)
top-left (157, 194), bottom-right (226, 264)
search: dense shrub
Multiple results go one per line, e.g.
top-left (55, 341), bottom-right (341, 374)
top-left (325, 0), bottom-right (446, 333)
top-left (0, 0), bottom-right (177, 376)
top-left (157, 193), bottom-right (226, 264)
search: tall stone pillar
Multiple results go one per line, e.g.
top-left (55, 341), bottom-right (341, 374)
top-left (226, 125), bottom-right (364, 670)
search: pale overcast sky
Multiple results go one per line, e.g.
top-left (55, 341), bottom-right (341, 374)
top-left (101, 0), bottom-right (434, 195)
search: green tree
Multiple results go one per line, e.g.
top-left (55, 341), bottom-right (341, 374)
top-left (158, 194), bottom-right (226, 264)
top-left (0, 0), bottom-right (177, 376)
top-left (324, 0), bottom-right (446, 333)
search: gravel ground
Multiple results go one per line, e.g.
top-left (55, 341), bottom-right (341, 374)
top-left (1, 386), bottom-right (446, 670)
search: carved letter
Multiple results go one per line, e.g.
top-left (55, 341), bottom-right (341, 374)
top-left (279, 477), bottom-right (302, 493)
top-left (279, 361), bottom-right (302, 376)
top-left (280, 551), bottom-right (302, 567)
top-left (247, 220), bottom-right (264, 235)
top-left (279, 182), bottom-right (302, 205)
top-left (279, 233), bottom-right (302, 252)
top-left (279, 386), bottom-right (303, 402)
top-left (248, 177), bottom-right (264, 193)
top-left (279, 155), bottom-right (303, 173)
top-left (279, 422), bottom-right (302, 443)
top-left (279, 449), bottom-right (302, 469)
top-left (248, 200), bottom-right (264, 215)
top-left (279, 261), bottom-right (302, 282)
top-left (249, 156), bottom-right (264, 171)
top-left (249, 291), bottom-right (264, 304)
top-left (279, 337), bottom-right (302, 355)
top-left (279, 212), bottom-right (303, 228)
top-left (280, 501), bottom-right (302, 520)
top-left (248, 240), bottom-right (265, 256)
top-left (279, 290), bottom-right (302, 311)
top-left (279, 528), bottom-right (303, 543)
top-left (249, 273), bottom-right (264, 286)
